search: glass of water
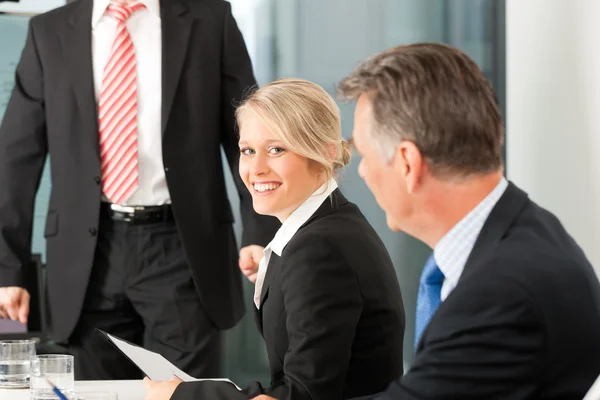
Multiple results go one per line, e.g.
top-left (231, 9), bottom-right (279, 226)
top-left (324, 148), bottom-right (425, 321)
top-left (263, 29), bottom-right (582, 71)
top-left (73, 392), bottom-right (118, 400)
top-left (30, 354), bottom-right (74, 400)
top-left (0, 339), bottom-right (36, 388)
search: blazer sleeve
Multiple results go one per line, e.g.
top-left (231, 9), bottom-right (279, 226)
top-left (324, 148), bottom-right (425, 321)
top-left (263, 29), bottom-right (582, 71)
top-left (0, 19), bottom-right (47, 288)
top-left (268, 232), bottom-right (363, 400)
top-left (218, 2), bottom-right (280, 247)
top-left (171, 380), bottom-right (249, 400)
top-left (376, 274), bottom-right (545, 400)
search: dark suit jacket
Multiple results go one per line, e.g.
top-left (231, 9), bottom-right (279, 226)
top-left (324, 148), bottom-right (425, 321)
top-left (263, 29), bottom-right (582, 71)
top-left (367, 183), bottom-right (600, 399)
top-left (172, 190), bottom-right (406, 400)
top-left (0, 0), bottom-right (279, 341)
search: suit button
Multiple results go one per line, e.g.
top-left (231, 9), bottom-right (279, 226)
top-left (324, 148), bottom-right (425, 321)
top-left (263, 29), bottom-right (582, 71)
top-left (93, 176), bottom-right (101, 184)
top-left (164, 167), bottom-right (169, 172)
top-left (89, 227), bottom-right (97, 236)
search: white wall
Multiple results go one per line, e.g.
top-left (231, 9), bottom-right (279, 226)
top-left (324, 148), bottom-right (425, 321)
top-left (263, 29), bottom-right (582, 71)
top-left (506, 0), bottom-right (600, 273)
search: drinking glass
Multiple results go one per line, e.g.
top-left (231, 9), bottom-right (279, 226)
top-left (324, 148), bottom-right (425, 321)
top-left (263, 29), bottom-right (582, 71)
top-left (30, 354), bottom-right (74, 400)
top-left (0, 339), bottom-right (36, 388)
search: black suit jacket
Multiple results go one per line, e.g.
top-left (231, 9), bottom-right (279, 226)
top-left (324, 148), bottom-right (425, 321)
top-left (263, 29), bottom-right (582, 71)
top-left (173, 190), bottom-right (406, 400)
top-left (368, 183), bottom-right (600, 399)
top-left (0, 0), bottom-right (279, 341)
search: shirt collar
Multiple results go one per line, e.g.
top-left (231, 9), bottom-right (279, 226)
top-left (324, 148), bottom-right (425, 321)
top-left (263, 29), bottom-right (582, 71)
top-left (434, 177), bottom-right (509, 292)
top-left (92, 0), bottom-right (160, 28)
top-left (268, 178), bottom-right (338, 256)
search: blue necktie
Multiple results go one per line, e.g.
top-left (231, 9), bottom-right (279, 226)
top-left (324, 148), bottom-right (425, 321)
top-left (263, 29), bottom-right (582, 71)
top-left (414, 254), bottom-right (444, 350)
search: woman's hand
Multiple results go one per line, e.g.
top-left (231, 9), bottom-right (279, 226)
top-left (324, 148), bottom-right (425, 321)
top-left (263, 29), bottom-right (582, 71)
top-left (239, 245), bottom-right (265, 283)
top-left (143, 377), bottom-right (182, 400)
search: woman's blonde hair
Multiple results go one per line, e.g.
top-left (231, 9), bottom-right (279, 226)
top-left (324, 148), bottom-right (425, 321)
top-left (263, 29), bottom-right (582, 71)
top-left (236, 78), bottom-right (352, 181)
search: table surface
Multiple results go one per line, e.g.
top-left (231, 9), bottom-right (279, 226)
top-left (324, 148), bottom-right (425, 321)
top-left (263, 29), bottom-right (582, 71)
top-left (0, 380), bottom-right (145, 399)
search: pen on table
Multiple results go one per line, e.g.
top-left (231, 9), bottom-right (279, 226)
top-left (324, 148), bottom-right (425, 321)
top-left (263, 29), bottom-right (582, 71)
top-left (46, 378), bottom-right (69, 400)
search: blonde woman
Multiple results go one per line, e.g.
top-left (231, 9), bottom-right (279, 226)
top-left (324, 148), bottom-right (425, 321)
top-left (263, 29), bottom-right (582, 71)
top-left (145, 79), bottom-right (405, 400)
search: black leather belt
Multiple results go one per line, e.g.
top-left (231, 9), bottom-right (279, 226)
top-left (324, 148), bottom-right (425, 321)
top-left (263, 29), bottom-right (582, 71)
top-left (100, 203), bottom-right (174, 224)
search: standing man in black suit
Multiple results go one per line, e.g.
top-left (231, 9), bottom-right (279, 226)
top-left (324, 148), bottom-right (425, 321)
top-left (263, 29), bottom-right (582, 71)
top-left (0, 0), bottom-right (279, 380)
top-left (337, 43), bottom-right (600, 399)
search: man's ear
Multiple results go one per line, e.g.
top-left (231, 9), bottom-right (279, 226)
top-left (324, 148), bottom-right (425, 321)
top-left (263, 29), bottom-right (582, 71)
top-left (393, 140), bottom-right (424, 194)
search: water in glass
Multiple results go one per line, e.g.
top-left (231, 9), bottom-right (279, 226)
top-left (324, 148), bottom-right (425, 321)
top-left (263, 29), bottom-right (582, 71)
top-left (30, 354), bottom-right (74, 400)
top-left (0, 339), bottom-right (36, 387)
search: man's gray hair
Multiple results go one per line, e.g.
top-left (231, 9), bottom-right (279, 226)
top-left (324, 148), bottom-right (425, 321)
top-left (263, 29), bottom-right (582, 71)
top-left (338, 43), bottom-right (503, 177)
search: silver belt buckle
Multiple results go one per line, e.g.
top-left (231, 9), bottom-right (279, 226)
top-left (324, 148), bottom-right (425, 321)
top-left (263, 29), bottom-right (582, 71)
top-left (109, 204), bottom-right (146, 222)
top-left (109, 204), bottom-right (137, 213)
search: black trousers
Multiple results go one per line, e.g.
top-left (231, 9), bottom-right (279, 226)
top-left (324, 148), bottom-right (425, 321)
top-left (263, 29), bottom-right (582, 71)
top-left (68, 211), bottom-right (221, 380)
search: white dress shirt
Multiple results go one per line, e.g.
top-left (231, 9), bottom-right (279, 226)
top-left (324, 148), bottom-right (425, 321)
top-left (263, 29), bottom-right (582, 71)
top-left (434, 177), bottom-right (509, 301)
top-left (254, 178), bottom-right (339, 308)
top-left (92, 0), bottom-right (169, 205)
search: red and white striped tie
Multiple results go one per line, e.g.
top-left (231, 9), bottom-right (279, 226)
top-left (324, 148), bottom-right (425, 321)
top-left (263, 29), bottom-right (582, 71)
top-left (98, 1), bottom-right (145, 205)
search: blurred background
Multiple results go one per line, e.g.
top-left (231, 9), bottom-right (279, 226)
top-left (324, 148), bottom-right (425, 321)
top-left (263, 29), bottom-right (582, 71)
top-left (224, 0), bottom-right (505, 383)
top-left (1, 0), bottom-right (599, 387)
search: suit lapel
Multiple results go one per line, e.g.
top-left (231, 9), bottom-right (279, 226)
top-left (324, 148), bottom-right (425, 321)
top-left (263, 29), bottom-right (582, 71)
top-left (62, 0), bottom-right (99, 159)
top-left (417, 182), bottom-right (529, 352)
top-left (160, 0), bottom-right (195, 135)
top-left (253, 305), bottom-right (262, 336)
top-left (255, 190), bottom-right (348, 329)
top-left (462, 182), bottom-right (529, 275)
top-left (254, 252), bottom-right (280, 331)
top-left (259, 253), bottom-right (279, 309)
top-left (257, 189), bottom-right (347, 311)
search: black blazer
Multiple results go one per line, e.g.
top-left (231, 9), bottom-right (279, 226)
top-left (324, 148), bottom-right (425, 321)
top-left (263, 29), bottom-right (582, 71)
top-left (369, 183), bottom-right (600, 399)
top-left (173, 190), bottom-right (406, 400)
top-left (0, 0), bottom-right (279, 341)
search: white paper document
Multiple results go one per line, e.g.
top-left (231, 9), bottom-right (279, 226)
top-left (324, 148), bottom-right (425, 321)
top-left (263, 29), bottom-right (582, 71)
top-left (101, 330), bottom-right (241, 390)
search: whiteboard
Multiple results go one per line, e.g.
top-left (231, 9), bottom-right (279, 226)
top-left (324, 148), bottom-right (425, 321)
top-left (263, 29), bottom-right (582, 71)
top-left (0, 14), bottom-right (29, 120)
top-left (0, 0), bottom-right (65, 15)
top-left (0, 13), bottom-right (51, 260)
